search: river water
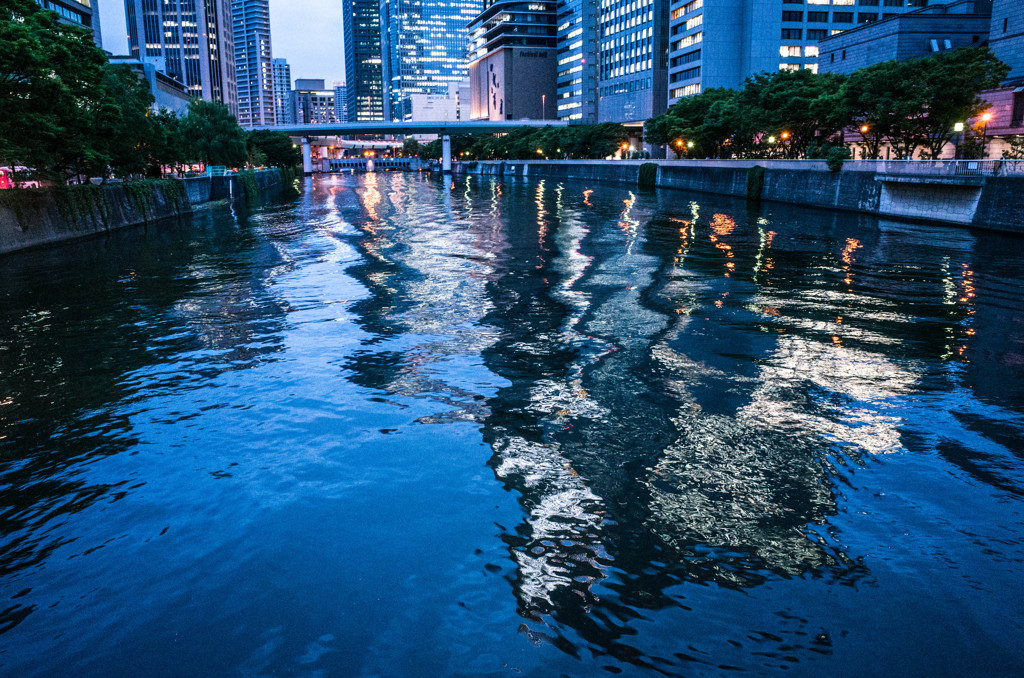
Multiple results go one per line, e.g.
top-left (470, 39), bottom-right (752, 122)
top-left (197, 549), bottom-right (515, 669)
top-left (1, 173), bottom-right (1023, 676)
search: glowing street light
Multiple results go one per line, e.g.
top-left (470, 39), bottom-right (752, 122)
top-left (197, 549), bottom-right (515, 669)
top-left (860, 125), bottom-right (869, 134)
top-left (768, 136), bottom-right (776, 144)
top-left (781, 131), bottom-right (790, 140)
top-left (687, 141), bottom-right (694, 148)
top-left (980, 112), bottom-right (993, 157)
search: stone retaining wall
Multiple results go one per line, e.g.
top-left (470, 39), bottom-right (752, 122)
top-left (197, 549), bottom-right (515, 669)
top-left (1, 170), bottom-right (285, 256)
top-left (459, 161), bottom-right (1023, 234)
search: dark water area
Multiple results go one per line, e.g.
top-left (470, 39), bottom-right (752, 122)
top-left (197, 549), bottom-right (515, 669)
top-left (1, 173), bottom-right (1023, 676)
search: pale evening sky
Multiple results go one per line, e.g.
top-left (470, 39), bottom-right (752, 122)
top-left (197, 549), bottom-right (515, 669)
top-left (99, 0), bottom-right (347, 87)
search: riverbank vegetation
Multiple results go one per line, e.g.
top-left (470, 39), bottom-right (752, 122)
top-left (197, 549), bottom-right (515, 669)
top-left (0, 0), bottom-right (298, 182)
top-left (418, 123), bottom-right (631, 161)
top-left (645, 47), bottom-right (1009, 160)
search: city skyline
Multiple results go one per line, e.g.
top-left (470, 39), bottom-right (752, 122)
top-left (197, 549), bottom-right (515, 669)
top-left (100, 0), bottom-right (347, 86)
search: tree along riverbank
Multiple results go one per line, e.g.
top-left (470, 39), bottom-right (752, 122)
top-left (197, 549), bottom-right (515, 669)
top-left (0, 169), bottom-right (295, 256)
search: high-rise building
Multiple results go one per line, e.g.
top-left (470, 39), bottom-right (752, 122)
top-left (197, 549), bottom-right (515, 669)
top-left (342, 0), bottom-right (385, 121)
top-left (37, 0), bottom-right (102, 47)
top-left (291, 79), bottom-right (338, 124)
top-left (333, 83), bottom-right (349, 122)
top-left (990, 0), bottom-right (1023, 84)
top-left (379, 0), bottom-right (483, 121)
top-left (596, 0), bottom-right (670, 122)
top-left (468, 0), bottom-right (558, 121)
top-left (272, 58), bottom-right (293, 125)
top-left (124, 0), bottom-right (238, 115)
top-left (666, 0), bottom-right (960, 107)
top-left (232, 0), bottom-right (275, 127)
top-left (817, 0), bottom-right (992, 75)
top-left (555, 0), bottom-right (600, 122)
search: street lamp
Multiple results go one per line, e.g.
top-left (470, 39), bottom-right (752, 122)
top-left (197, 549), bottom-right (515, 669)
top-left (954, 122), bottom-right (964, 158)
top-left (768, 136), bottom-right (776, 144)
top-left (980, 112), bottom-right (992, 158)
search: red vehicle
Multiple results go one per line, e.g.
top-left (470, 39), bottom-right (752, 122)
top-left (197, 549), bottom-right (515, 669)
top-left (0, 168), bottom-right (13, 190)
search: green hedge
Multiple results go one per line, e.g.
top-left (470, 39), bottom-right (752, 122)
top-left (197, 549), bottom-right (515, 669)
top-left (746, 165), bottom-right (765, 201)
top-left (638, 162), bottom-right (659, 190)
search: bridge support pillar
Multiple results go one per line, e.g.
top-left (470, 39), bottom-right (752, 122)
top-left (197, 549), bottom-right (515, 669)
top-left (442, 135), bottom-right (452, 174)
top-left (302, 138), bottom-right (313, 175)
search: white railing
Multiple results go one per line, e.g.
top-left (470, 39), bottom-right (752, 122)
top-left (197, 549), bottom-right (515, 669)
top-left (845, 159), bottom-right (1024, 177)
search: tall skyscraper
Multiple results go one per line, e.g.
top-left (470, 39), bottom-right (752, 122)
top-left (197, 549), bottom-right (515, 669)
top-left (37, 0), bottom-right (102, 47)
top-left (596, 0), bottom-right (669, 122)
top-left (665, 0), bottom-right (956, 107)
top-left (334, 83), bottom-right (349, 122)
top-left (379, 0), bottom-right (483, 121)
top-left (232, 0), bottom-right (275, 127)
top-left (342, 0), bottom-right (385, 121)
top-left (556, 0), bottom-right (600, 122)
top-left (272, 58), bottom-right (293, 124)
top-left (124, 0), bottom-right (238, 115)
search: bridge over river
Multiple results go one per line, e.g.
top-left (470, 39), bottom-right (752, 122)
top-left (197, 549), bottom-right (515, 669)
top-left (254, 120), bottom-right (569, 174)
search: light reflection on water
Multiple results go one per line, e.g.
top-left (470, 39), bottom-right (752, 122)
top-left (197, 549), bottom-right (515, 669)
top-left (1, 173), bottom-right (1023, 676)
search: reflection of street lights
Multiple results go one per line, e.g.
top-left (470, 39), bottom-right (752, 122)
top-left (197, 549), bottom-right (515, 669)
top-left (954, 121), bottom-right (964, 158)
top-left (541, 94), bottom-right (546, 121)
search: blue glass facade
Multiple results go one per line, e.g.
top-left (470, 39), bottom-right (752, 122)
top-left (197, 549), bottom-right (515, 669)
top-left (380, 0), bottom-right (483, 121)
top-left (555, 0), bottom-right (599, 121)
top-left (342, 0), bottom-right (385, 121)
top-left (232, 0), bottom-right (275, 127)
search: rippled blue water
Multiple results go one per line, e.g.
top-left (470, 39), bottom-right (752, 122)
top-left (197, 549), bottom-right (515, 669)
top-left (1, 173), bottom-right (1023, 676)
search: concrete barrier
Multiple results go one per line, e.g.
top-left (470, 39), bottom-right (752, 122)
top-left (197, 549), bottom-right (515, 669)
top-left (1, 170), bottom-right (286, 256)
top-left (460, 160), bottom-right (1024, 234)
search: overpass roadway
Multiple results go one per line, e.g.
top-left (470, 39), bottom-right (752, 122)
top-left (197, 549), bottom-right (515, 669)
top-left (254, 120), bottom-right (570, 174)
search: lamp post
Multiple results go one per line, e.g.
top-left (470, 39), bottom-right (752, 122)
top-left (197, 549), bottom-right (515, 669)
top-left (954, 122), bottom-right (964, 159)
top-left (980, 112), bottom-right (992, 158)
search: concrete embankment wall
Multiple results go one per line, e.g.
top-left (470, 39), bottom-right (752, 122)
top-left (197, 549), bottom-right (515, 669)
top-left (1, 170), bottom-right (284, 256)
top-left (461, 160), bottom-right (1023, 234)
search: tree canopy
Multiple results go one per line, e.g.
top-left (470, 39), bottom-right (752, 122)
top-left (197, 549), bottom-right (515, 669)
top-left (418, 124), bottom-right (630, 161)
top-left (646, 46), bottom-right (1010, 160)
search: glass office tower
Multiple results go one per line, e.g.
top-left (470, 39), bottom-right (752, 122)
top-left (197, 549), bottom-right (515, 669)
top-left (555, 0), bottom-right (599, 122)
top-left (596, 0), bottom-right (670, 122)
top-left (342, 0), bottom-right (385, 121)
top-left (272, 58), bottom-right (293, 125)
top-left (125, 0), bottom-right (238, 115)
top-left (232, 0), bottom-right (275, 127)
top-left (379, 0), bottom-right (483, 121)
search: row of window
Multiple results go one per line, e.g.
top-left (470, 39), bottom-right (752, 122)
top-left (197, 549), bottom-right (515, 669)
top-left (598, 77), bottom-right (653, 97)
top-left (670, 65), bottom-right (699, 83)
top-left (782, 10), bottom-right (855, 22)
top-left (781, 27), bottom-right (844, 40)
